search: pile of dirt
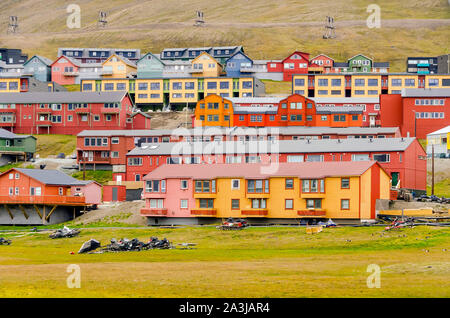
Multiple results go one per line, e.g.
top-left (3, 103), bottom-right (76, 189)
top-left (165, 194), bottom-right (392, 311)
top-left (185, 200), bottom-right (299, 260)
top-left (148, 111), bottom-right (193, 129)
top-left (391, 200), bottom-right (449, 213)
top-left (73, 201), bottom-right (147, 226)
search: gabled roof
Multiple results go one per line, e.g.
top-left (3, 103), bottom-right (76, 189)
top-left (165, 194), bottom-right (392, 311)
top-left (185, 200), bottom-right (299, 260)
top-left (427, 125), bottom-right (450, 136)
top-left (24, 55), bottom-right (53, 67)
top-left (310, 54), bottom-right (334, 61)
top-left (103, 54), bottom-right (137, 68)
top-left (192, 52), bottom-right (222, 66)
top-left (5, 168), bottom-right (92, 186)
top-left (137, 52), bottom-right (164, 65)
top-left (347, 54), bottom-right (373, 62)
top-left (143, 161), bottom-right (382, 180)
top-left (282, 51), bottom-right (310, 63)
top-left (0, 128), bottom-right (35, 140)
top-left (51, 55), bottom-right (82, 67)
top-left (226, 51), bottom-right (253, 63)
top-left (129, 111), bottom-right (152, 119)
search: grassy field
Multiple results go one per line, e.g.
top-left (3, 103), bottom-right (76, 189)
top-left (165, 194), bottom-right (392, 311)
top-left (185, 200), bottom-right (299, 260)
top-left (34, 134), bottom-right (77, 158)
top-left (427, 179), bottom-right (450, 197)
top-left (0, 225), bottom-right (449, 297)
top-left (0, 0), bottom-right (448, 71)
top-left (71, 170), bottom-right (113, 184)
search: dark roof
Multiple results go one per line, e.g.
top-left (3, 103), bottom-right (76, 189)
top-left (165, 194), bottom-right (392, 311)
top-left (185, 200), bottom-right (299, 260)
top-left (0, 91), bottom-right (128, 104)
top-left (13, 168), bottom-right (92, 186)
top-left (0, 128), bottom-right (35, 139)
top-left (373, 62), bottom-right (390, 67)
top-left (333, 62), bottom-right (349, 67)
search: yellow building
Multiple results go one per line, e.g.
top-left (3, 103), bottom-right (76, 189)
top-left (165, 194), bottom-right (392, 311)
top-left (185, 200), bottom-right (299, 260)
top-left (292, 73), bottom-right (450, 98)
top-left (190, 52), bottom-right (224, 77)
top-left (0, 77), bottom-right (21, 93)
top-left (102, 54), bottom-right (137, 78)
top-left (141, 161), bottom-right (391, 225)
top-left (80, 76), bottom-right (260, 105)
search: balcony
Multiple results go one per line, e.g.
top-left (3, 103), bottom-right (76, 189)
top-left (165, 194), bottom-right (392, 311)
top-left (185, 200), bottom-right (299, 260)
top-left (36, 108), bottom-right (52, 114)
top-left (36, 120), bottom-right (52, 126)
top-left (63, 71), bottom-right (79, 77)
top-left (240, 66), bottom-right (259, 73)
top-left (0, 195), bottom-right (86, 206)
top-left (189, 68), bottom-right (203, 74)
top-left (0, 108), bottom-right (16, 113)
top-left (241, 209), bottom-right (268, 216)
top-left (75, 108), bottom-right (90, 114)
top-left (0, 122), bottom-right (15, 127)
top-left (190, 209), bottom-right (217, 216)
top-left (140, 208), bottom-right (168, 216)
top-left (297, 210), bottom-right (326, 217)
top-left (102, 69), bottom-right (113, 75)
top-left (100, 107), bottom-right (120, 114)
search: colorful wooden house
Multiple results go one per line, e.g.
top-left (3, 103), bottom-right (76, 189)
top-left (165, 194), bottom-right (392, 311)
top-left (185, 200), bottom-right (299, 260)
top-left (23, 55), bottom-right (52, 82)
top-left (225, 52), bottom-right (254, 78)
top-left (0, 128), bottom-right (36, 161)
top-left (190, 52), bottom-right (224, 78)
top-left (102, 54), bottom-right (137, 79)
top-left (140, 161), bottom-right (391, 225)
top-left (0, 168), bottom-right (101, 225)
top-left (137, 53), bottom-right (164, 78)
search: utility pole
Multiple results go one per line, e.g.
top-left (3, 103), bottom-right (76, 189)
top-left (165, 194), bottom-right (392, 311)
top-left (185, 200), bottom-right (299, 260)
top-left (431, 144), bottom-right (434, 196)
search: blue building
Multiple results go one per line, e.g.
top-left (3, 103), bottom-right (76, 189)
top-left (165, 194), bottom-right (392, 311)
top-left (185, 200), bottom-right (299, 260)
top-left (224, 51), bottom-right (253, 77)
top-left (23, 55), bottom-right (52, 82)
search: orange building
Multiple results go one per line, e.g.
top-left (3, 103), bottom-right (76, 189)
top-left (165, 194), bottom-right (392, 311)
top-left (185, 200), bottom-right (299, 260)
top-left (193, 94), bottom-right (363, 128)
top-left (0, 168), bottom-right (101, 225)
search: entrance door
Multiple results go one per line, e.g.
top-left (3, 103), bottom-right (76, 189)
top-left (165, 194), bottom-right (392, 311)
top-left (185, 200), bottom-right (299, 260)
top-left (88, 151), bottom-right (94, 162)
top-left (391, 172), bottom-right (399, 187)
top-left (369, 115), bottom-right (376, 127)
top-left (112, 187), bottom-right (118, 201)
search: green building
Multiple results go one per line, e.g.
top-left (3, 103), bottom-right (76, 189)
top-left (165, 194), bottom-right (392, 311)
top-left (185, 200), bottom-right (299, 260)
top-left (137, 53), bottom-right (164, 78)
top-left (0, 128), bottom-right (36, 162)
top-left (347, 54), bottom-right (373, 73)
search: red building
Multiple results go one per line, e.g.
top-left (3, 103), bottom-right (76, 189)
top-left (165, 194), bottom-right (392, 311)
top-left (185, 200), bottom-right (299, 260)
top-left (0, 168), bottom-right (101, 225)
top-left (267, 51), bottom-right (310, 81)
top-left (380, 88), bottom-right (449, 139)
top-left (76, 126), bottom-right (401, 182)
top-left (51, 56), bottom-right (80, 85)
top-left (309, 54), bottom-right (336, 73)
top-left (312, 97), bottom-right (381, 127)
top-left (125, 137), bottom-right (427, 193)
top-left (0, 91), bottom-right (150, 135)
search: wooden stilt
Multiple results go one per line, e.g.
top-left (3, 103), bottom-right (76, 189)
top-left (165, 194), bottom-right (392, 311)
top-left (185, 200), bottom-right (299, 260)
top-left (4, 204), bottom-right (14, 219)
top-left (18, 205), bottom-right (29, 219)
top-left (45, 205), bottom-right (58, 221)
top-left (33, 205), bottom-right (42, 218)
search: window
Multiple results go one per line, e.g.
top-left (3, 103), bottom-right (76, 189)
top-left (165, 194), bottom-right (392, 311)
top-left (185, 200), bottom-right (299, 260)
top-left (285, 199), bottom-right (293, 210)
top-left (150, 199), bottom-right (164, 209)
top-left (352, 154), bottom-right (370, 161)
top-left (341, 199), bottom-right (350, 210)
top-left (199, 199), bottom-right (214, 209)
top-left (287, 155), bottom-right (304, 163)
top-left (341, 178), bottom-right (350, 189)
top-left (302, 179), bottom-right (325, 193)
top-left (181, 180), bottom-right (188, 189)
top-left (373, 154), bottom-right (390, 162)
top-left (247, 179), bottom-right (269, 193)
top-left (285, 179), bottom-right (294, 189)
top-left (306, 199), bottom-right (322, 209)
top-left (231, 179), bottom-right (240, 190)
top-left (180, 200), bottom-right (188, 209)
top-left (58, 187), bottom-right (63, 195)
top-left (251, 198), bottom-right (267, 209)
top-left (111, 138), bottom-right (119, 144)
top-left (231, 199), bottom-right (240, 210)
top-left (195, 180), bottom-right (216, 193)
top-left (128, 157), bottom-right (143, 166)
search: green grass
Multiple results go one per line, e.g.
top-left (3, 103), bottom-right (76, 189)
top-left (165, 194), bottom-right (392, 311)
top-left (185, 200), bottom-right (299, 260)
top-left (33, 134), bottom-right (76, 158)
top-left (63, 84), bottom-right (81, 92)
top-left (261, 80), bottom-right (291, 95)
top-left (71, 170), bottom-right (113, 184)
top-left (427, 178), bottom-right (450, 197)
top-left (0, 162), bottom-right (23, 173)
top-left (0, 225), bottom-right (449, 297)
